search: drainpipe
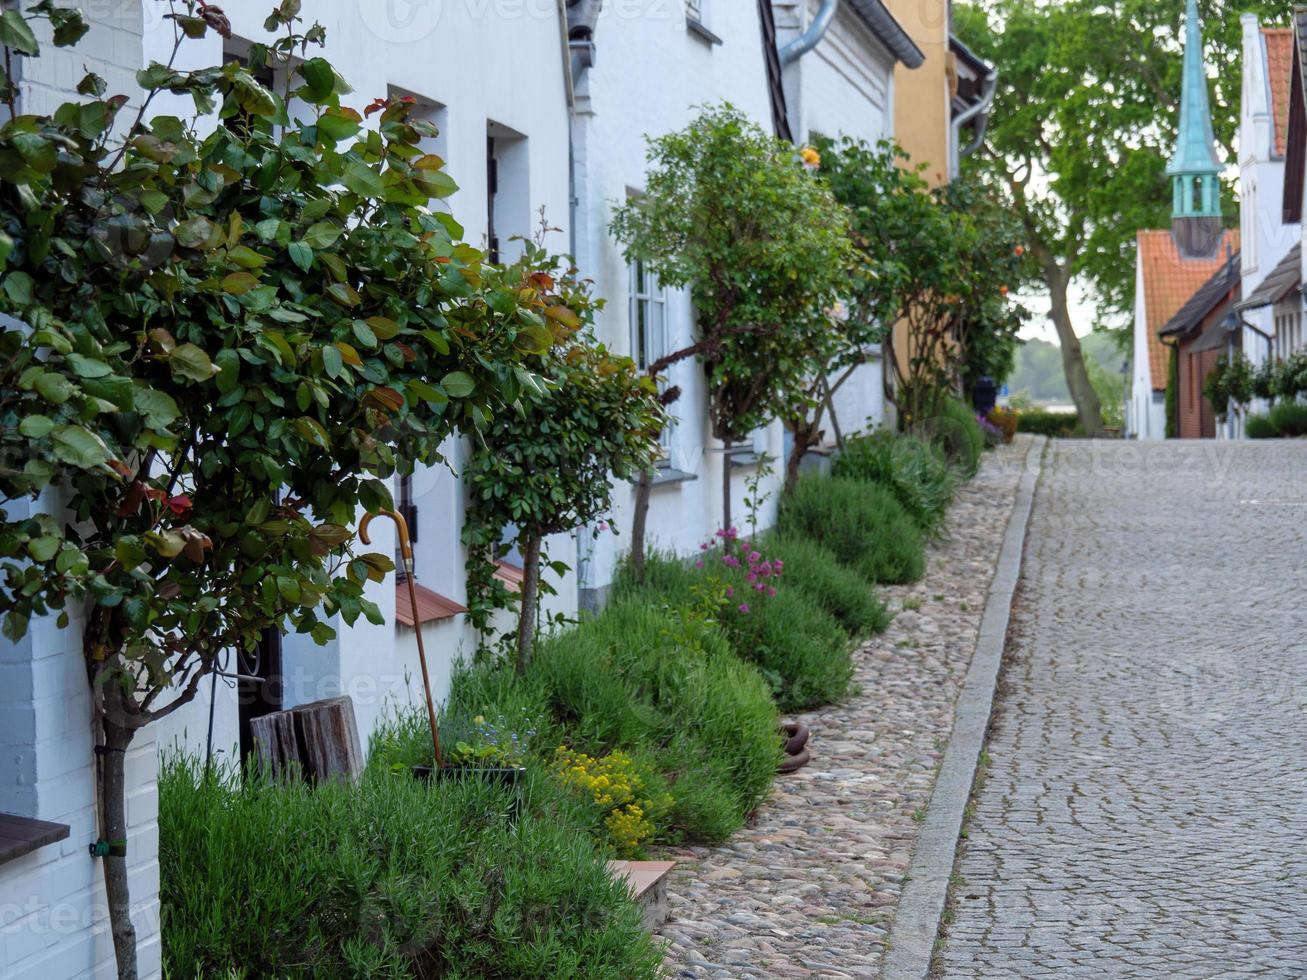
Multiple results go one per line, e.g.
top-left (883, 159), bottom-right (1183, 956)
top-left (952, 67), bottom-right (998, 170)
top-left (780, 0), bottom-right (840, 67)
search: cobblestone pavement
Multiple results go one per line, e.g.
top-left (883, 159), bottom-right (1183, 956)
top-left (656, 438), bottom-right (1034, 978)
top-left (939, 440), bottom-right (1307, 979)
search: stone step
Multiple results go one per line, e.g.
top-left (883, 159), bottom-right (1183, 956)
top-left (608, 860), bottom-right (675, 929)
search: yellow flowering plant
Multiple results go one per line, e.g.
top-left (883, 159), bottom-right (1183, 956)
top-left (553, 747), bottom-right (673, 857)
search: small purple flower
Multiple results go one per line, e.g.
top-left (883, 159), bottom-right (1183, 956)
top-left (767, 587), bottom-right (777, 598)
top-left (726, 587), bottom-right (735, 598)
top-left (738, 602), bottom-right (750, 614)
top-left (695, 560), bottom-right (704, 569)
top-left (700, 542), bottom-right (710, 551)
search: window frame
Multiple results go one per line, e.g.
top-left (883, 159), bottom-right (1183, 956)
top-left (629, 258), bottom-right (672, 461)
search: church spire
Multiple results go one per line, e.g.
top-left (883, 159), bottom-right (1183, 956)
top-left (1168, 0), bottom-right (1223, 254)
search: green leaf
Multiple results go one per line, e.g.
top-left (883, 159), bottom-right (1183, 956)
top-left (0, 11), bottom-right (40, 56)
top-left (441, 371), bottom-right (476, 398)
top-left (298, 57), bottom-right (336, 102)
top-left (221, 271), bottom-right (259, 295)
top-left (316, 108), bottom-right (361, 143)
top-left (4, 271), bottom-right (33, 305)
top-left (321, 344), bottom-right (343, 379)
top-left (19, 414), bottom-right (54, 438)
top-left (303, 222), bottom-right (341, 249)
top-left (351, 320), bottom-right (377, 348)
top-left (174, 216), bottom-right (219, 250)
top-left (26, 536), bottom-right (59, 562)
top-left (288, 241), bottom-right (313, 271)
top-left (50, 424), bottom-right (110, 469)
top-left (327, 282), bottom-right (361, 307)
top-left (35, 372), bottom-right (74, 404)
top-left (407, 380), bottom-right (448, 405)
top-left (227, 246), bottom-right (267, 270)
top-left (294, 416), bottom-right (331, 448)
top-left (133, 386), bottom-right (181, 428)
top-left (169, 343), bottom-right (216, 382)
top-left (366, 316), bottom-right (400, 340)
top-left (342, 161), bottom-right (384, 199)
top-left (66, 353), bottom-right (112, 379)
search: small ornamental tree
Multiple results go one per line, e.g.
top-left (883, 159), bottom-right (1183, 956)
top-left (0, 7), bottom-right (561, 977)
top-left (611, 104), bottom-right (853, 533)
top-left (816, 137), bottom-right (1027, 430)
top-left (462, 243), bottom-right (666, 673)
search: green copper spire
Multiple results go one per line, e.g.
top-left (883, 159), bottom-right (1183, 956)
top-left (1167, 0), bottom-right (1221, 219)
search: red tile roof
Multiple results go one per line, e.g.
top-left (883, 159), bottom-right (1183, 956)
top-left (1266, 28), bottom-right (1294, 157)
top-left (494, 561), bottom-right (524, 594)
top-left (394, 580), bottom-right (467, 628)
top-left (1137, 229), bottom-right (1240, 390)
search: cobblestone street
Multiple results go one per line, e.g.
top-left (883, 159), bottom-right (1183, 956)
top-left (940, 441), bottom-right (1307, 978)
top-left (657, 441), bottom-right (1032, 978)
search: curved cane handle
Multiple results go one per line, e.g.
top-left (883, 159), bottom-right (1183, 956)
top-left (358, 509), bottom-right (412, 563)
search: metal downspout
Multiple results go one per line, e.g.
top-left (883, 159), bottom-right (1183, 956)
top-left (954, 68), bottom-right (998, 165)
top-left (780, 0), bottom-right (840, 67)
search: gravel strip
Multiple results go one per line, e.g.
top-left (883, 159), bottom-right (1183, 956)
top-left (656, 436), bottom-right (1034, 979)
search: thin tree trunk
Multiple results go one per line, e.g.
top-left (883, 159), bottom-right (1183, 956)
top-left (99, 716), bottom-right (137, 980)
top-left (514, 532), bottom-right (543, 674)
top-left (820, 377), bottom-right (844, 451)
top-left (1047, 265), bottom-right (1105, 435)
top-left (783, 418), bottom-right (820, 497)
top-left (629, 468), bottom-right (653, 583)
top-left (721, 438), bottom-right (733, 531)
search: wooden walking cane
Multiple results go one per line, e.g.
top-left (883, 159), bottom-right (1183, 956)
top-left (359, 510), bottom-right (443, 769)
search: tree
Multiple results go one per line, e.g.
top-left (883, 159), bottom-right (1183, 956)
top-left (0, 7), bottom-right (558, 976)
top-left (816, 137), bottom-right (1026, 431)
top-left (954, 0), bottom-right (1286, 436)
top-left (462, 244), bottom-right (665, 673)
top-left (611, 104), bottom-right (853, 534)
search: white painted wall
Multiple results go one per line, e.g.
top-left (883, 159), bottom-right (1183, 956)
top-left (1, 497), bottom-right (161, 980)
top-left (1129, 253), bottom-right (1167, 440)
top-left (570, 2), bottom-right (785, 599)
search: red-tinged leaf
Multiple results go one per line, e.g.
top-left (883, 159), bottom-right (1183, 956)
top-left (158, 582), bottom-right (182, 600)
top-left (108, 459), bottom-right (133, 478)
top-left (529, 272), bottom-right (554, 291)
top-left (144, 487), bottom-right (167, 502)
top-left (335, 341), bottom-right (362, 367)
top-left (392, 341), bottom-right (416, 363)
top-left (116, 482), bottom-right (146, 517)
top-left (166, 494), bottom-right (193, 517)
top-left (543, 304), bottom-right (581, 328)
top-left (363, 387), bottom-right (405, 412)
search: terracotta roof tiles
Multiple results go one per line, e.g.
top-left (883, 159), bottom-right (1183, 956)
top-left (1266, 29), bottom-right (1294, 158)
top-left (1137, 229), bottom-right (1240, 390)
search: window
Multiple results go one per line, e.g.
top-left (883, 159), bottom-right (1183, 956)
top-left (630, 258), bottom-right (671, 456)
top-left (396, 472), bottom-right (418, 578)
top-left (487, 121), bottom-right (530, 264)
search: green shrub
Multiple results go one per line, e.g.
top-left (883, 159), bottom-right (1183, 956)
top-left (1245, 413), bottom-right (1279, 439)
top-left (618, 550), bottom-right (858, 712)
top-left (1269, 401), bottom-right (1307, 437)
top-left (1015, 410), bottom-right (1081, 438)
top-left (764, 533), bottom-right (891, 636)
top-left (376, 594), bottom-right (782, 847)
top-left (779, 474), bottom-right (925, 585)
top-left (715, 582), bottom-right (853, 710)
top-left (161, 756), bottom-right (662, 980)
top-left (833, 432), bottom-right (955, 532)
top-left (933, 397), bottom-right (986, 476)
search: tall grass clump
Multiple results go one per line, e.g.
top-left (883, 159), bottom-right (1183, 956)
top-left (160, 755), bottom-right (662, 979)
top-left (779, 474), bottom-right (924, 585)
top-left (763, 533), bottom-right (891, 636)
top-left (919, 397), bottom-right (985, 477)
top-left (833, 432), bottom-right (955, 532)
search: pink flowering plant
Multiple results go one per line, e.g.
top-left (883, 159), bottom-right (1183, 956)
top-left (693, 526), bottom-right (784, 617)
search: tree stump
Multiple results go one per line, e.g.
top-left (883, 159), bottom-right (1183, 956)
top-left (249, 695), bottom-right (363, 784)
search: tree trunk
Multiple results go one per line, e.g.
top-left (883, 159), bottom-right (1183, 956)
top-left (1047, 266), bottom-right (1105, 435)
top-left (721, 438), bottom-right (733, 531)
top-left (514, 532), bottom-right (543, 674)
top-left (99, 716), bottom-right (138, 980)
top-left (629, 468), bottom-right (653, 583)
top-left (783, 418), bottom-right (820, 497)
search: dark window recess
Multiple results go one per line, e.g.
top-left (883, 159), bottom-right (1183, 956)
top-left (487, 136), bottom-right (500, 264)
top-left (237, 626), bottom-right (283, 765)
top-left (397, 473), bottom-right (418, 578)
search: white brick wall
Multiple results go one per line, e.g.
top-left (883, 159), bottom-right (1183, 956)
top-left (1, 498), bottom-right (161, 980)
top-left (2, 6), bottom-right (159, 978)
